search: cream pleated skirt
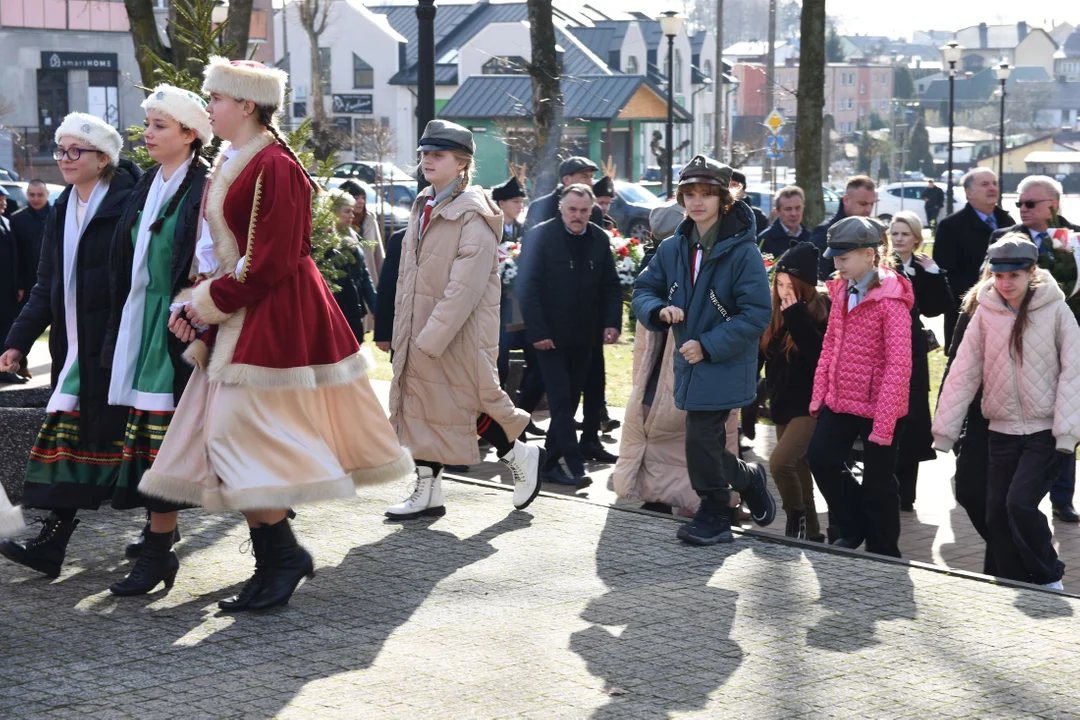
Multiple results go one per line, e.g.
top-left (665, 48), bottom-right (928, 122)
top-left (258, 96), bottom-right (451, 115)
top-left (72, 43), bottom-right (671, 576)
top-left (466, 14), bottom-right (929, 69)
top-left (140, 369), bottom-right (414, 513)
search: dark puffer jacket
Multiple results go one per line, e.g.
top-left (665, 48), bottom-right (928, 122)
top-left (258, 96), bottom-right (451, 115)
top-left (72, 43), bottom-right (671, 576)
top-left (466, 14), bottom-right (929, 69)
top-left (5, 160), bottom-right (141, 441)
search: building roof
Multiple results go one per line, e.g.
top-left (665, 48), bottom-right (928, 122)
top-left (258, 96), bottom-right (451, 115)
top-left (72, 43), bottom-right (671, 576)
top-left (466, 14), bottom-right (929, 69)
top-left (1025, 151), bottom-right (1080, 164)
top-left (556, 26), bottom-right (615, 77)
top-left (953, 22), bottom-right (1055, 50)
top-left (1063, 29), bottom-right (1080, 58)
top-left (568, 25), bottom-right (620, 64)
top-left (690, 31), bottom-right (708, 56)
top-left (439, 74), bottom-right (691, 121)
top-left (926, 126), bottom-right (996, 144)
top-left (918, 66), bottom-right (1050, 104)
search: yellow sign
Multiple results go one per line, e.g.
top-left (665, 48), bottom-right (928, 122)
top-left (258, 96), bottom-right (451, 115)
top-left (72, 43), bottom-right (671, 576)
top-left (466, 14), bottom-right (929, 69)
top-left (764, 109), bottom-right (785, 134)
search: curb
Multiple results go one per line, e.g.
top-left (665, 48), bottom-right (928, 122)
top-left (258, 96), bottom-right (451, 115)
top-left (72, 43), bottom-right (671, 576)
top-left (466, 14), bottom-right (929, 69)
top-left (443, 472), bottom-right (1080, 600)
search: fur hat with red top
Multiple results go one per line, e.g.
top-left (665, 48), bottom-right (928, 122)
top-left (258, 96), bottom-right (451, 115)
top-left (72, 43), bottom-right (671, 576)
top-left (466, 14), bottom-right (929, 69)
top-left (202, 56), bottom-right (288, 108)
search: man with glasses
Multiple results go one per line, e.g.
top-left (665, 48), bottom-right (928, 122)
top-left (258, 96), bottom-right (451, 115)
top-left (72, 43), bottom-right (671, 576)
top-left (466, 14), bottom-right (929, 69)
top-left (993, 174), bottom-right (1080, 524)
top-left (10, 180), bottom-right (52, 310)
top-left (933, 168), bottom-right (1014, 350)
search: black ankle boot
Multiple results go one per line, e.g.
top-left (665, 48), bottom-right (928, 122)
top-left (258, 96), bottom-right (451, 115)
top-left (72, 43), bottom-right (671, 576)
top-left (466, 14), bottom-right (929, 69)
top-left (126, 514), bottom-right (181, 559)
top-left (247, 519), bottom-right (315, 611)
top-left (110, 530), bottom-right (179, 596)
top-left (0, 513), bottom-right (80, 578)
top-left (219, 525), bottom-right (271, 613)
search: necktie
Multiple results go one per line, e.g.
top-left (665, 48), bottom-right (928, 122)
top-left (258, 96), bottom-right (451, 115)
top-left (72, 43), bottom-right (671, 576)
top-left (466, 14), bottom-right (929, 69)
top-left (848, 285), bottom-right (860, 312)
top-left (419, 197), bottom-right (436, 237)
top-left (985, 214), bottom-right (997, 231)
top-left (1037, 232), bottom-right (1051, 255)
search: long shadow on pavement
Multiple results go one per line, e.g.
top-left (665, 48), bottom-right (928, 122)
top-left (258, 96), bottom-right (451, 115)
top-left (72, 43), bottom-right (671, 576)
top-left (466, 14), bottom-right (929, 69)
top-left (571, 510), bottom-right (744, 718)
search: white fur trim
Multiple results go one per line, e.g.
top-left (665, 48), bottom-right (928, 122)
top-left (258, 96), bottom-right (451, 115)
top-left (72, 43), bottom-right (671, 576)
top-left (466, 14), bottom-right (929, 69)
top-left (0, 503), bottom-right (25, 538)
top-left (173, 286), bottom-right (193, 305)
top-left (183, 338), bottom-right (209, 370)
top-left (55, 112), bottom-right (122, 166)
top-left (213, 349), bottom-right (374, 389)
top-left (142, 85), bottom-right (213, 145)
top-left (350, 449), bottom-right (416, 487)
top-left (191, 279), bottom-right (233, 325)
top-left (137, 469), bottom-right (208, 507)
top-left (202, 56), bottom-right (287, 108)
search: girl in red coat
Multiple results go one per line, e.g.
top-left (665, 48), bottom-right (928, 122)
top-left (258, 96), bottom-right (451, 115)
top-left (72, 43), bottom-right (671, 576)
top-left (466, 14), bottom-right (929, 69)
top-left (140, 58), bottom-right (412, 612)
top-left (806, 216), bottom-right (913, 558)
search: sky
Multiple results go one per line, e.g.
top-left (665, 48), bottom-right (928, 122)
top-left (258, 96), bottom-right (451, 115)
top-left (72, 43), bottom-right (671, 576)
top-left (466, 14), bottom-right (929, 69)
top-left (821, 0), bottom-right (1071, 40)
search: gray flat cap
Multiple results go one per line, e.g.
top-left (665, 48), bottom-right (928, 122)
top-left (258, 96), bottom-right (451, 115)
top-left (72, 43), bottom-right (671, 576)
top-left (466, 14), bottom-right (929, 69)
top-left (559, 156), bottom-right (599, 177)
top-left (823, 216), bottom-right (887, 258)
top-left (417, 119), bottom-right (475, 155)
top-left (987, 235), bottom-right (1038, 272)
top-left (649, 201), bottom-right (685, 241)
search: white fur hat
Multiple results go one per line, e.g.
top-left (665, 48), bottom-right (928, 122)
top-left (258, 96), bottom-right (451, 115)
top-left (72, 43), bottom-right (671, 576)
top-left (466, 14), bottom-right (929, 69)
top-left (202, 56), bottom-right (287, 109)
top-left (142, 85), bottom-right (213, 145)
top-left (54, 112), bottom-right (123, 166)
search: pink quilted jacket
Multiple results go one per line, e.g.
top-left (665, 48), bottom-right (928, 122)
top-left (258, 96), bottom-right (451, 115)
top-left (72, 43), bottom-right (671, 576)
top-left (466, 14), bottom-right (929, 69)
top-left (810, 267), bottom-right (914, 445)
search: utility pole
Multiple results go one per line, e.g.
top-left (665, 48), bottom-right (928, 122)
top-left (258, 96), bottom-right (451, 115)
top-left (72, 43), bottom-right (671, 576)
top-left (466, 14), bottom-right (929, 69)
top-left (713, 0), bottom-right (724, 160)
top-left (416, 0), bottom-right (436, 191)
top-left (763, 0), bottom-right (777, 181)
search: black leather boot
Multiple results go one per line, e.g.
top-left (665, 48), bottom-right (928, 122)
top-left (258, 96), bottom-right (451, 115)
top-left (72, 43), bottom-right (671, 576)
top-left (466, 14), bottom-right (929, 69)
top-left (219, 525), bottom-right (271, 612)
top-left (126, 513), bottom-right (181, 558)
top-left (0, 513), bottom-right (80, 578)
top-left (110, 530), bottom-right (180, 596)
top-left (247, 519), bottom-right (315, 611)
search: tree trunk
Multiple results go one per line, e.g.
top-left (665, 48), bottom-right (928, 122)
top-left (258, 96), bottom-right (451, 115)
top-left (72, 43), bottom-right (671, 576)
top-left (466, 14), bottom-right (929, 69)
top-left (528, 0), bottom-right (563, 198)
top-left (124, 0), bottom-right (171, 87)
top-left (795, 0), bottom-right (825, 227)
top-left (223, 0), bottom-right (254, 60)
top-left (167, 0), bottom-right (203, 80)
top-left (714, 0), bottom-right (724, 160)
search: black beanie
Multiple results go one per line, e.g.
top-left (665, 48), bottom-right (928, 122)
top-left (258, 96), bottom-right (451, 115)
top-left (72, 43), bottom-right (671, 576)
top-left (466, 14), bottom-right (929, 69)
top-left (492, 177), bottom-right (526, 202)
top-left (774, 241), bottom-right (819, 284)
top-left (593, 175), bottom-right (616, 198)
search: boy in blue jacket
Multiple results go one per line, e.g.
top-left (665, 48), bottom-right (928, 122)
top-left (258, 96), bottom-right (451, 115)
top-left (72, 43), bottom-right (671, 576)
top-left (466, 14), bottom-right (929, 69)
top-left (632, 156), bottom-right (776, 545)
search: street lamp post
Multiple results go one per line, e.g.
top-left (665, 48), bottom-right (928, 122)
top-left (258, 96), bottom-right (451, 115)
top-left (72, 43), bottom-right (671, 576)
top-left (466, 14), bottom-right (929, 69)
top-left (416, 0), bottom-right (437, 191)
top-left (995, 60), bottom-right (1012, 203)
top-left (659, 10), bottom-right (684, 198)
top-left (941, 41), bottom-right (963, 215)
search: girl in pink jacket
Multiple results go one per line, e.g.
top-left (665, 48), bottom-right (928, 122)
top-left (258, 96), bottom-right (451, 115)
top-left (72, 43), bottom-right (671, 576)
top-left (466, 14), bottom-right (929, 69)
top-left (806, 216), bottom-right (913, 558)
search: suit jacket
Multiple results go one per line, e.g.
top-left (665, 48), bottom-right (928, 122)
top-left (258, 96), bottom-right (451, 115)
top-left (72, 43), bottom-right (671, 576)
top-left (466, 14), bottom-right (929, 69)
top-left (809, 206), bottom-right (848, 282)
top-left (757, 218), bottom-right (810, 258)
top-left (933, 204), bottom-right (1015, 305)
top-left (10, 205), bottom-right (49, 294)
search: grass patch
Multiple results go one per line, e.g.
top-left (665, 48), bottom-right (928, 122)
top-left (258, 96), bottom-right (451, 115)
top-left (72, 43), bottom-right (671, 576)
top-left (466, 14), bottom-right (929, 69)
top-left (928, 347), bottom-right (947, 418)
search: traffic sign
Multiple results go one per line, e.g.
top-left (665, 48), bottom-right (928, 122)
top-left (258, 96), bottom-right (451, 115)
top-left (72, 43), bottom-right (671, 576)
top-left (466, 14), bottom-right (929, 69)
top-left (766, 150), bottom-right (784, 160)
top-left (764, 109), bottom-right (785, 134)
top-left (766, 135), bottom-right (785, 151)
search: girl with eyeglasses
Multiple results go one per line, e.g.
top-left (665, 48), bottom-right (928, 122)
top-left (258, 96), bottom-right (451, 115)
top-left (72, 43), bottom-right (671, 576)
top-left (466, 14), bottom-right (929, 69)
top-left (0, 113), bottom-right (141, 578)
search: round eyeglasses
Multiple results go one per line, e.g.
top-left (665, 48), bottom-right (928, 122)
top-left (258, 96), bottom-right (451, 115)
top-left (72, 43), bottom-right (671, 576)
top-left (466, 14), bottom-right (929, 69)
top-left (53, 147), bottom-right (104, 162)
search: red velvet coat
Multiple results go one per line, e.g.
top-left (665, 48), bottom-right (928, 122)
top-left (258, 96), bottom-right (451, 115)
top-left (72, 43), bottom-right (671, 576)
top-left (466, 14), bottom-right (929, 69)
top-left (188, 133), bottom-right (368, 388)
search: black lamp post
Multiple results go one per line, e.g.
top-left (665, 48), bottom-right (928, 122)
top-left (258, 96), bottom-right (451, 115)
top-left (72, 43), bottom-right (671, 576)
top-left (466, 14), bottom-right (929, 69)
top-left (416, 0), bottom-right (437, 191)
top-left (995, 60), bottom-right (1012, 202)
top-left (941, 41), bottom-right (963, 215)
top-left (660, 10), bottom-right (685, 199)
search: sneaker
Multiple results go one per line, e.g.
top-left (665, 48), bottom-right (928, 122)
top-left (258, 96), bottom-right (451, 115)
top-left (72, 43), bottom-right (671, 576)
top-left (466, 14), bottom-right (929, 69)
top-left (784, 509), bottom-right (807, 540)
top-left (741, 463), bottom-right (776, 527)
top-left (677, 502), bottom-right (733, 546)
top-left (1044, 580), bottom-right (1064, 591)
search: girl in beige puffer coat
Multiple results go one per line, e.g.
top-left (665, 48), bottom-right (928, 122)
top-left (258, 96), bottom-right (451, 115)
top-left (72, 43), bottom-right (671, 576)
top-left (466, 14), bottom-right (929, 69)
top-left (386, 120), bottom-right (542, 520)
top-left (933, 236), bottom-right (1080, 590)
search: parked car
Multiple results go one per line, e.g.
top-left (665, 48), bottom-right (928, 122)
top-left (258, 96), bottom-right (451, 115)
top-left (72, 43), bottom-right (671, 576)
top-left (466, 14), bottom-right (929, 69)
top-left (822, 186), bottom-right (841, 217)
top-left (607, 181), bottom-right (664, 239)
top-left (1, 181), bottom-right (65, 217)
top-left (640, 165), bottom-right (683, 184)
top-left (875, 181), bottom-right (966, 226)
top-left (938, 169), bottom-right (965, 184)
top-left (331, 161), bottom-right (415, 185)
top-left (326, 175), bottom-right (417, 208)
top-left (326, 178), bottom-right (411, 236)
top-left (0, 167), bottom-right (19, 182)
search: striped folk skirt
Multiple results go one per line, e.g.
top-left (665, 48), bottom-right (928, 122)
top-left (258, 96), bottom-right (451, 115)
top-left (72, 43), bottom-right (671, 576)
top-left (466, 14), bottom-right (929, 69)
top-left (113, 409), bottom-right (189, 512)
top-left (22, 411), bottom-right (124, 510)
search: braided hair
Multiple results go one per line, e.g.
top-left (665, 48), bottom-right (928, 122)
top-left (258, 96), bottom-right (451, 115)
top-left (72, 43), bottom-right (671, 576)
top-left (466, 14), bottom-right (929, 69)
top-left (256, 105), bottom-right (321, 195)
top-left (149, 137), bottom-right (204, 234)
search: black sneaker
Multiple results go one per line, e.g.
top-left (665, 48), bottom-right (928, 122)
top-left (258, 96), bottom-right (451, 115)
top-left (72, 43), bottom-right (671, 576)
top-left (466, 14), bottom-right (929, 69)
top-left (579, 439), bottom-right (618, 464)
top-left (677, 502), bottom-right (733, 546)
top-left (784, 509), bottom-right (807, 539)
top-left (741, 463), bottom-right (776, 527)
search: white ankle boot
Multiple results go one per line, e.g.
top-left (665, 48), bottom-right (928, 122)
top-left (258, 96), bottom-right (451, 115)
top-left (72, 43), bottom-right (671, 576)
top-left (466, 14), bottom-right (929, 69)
top-left (500, 440), bottom-right (543, 510)
top-left (385, 466), bottom-right (446, 520)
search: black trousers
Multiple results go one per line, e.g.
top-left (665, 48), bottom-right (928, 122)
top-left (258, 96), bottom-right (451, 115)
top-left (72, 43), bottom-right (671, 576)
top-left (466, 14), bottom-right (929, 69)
top-left (685, 409), bottom-right (758, 509)
top-left (535, 346), bottom-right (592, 476)
top-left (580, 347), bottom-right (607, 443)
top-left (986, 430), bottom-right (1065, 586)
top-left (953, 410), bottom-right (996, 576)
top-left (417, 415), bottom-right (515, 473)
top-left (807, 408), bottom-right (903, 558)
top-left (516, 346), bottom-right (546, 414)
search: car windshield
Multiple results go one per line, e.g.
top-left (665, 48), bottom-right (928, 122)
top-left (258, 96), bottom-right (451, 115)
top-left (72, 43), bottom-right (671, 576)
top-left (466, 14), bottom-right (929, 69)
top-left (616, 182), bottom-right (663, 206)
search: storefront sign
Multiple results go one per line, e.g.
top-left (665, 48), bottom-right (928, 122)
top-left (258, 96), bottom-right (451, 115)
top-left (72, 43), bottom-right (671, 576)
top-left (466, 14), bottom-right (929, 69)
top-left (332, 94), bottom-right (373, 114)
top-left (42, 52), bottom-right (118, 71)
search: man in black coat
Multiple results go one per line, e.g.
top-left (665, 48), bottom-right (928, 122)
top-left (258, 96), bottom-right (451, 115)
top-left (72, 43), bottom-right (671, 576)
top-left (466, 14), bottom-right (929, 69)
top-left (809, 175), bottom-right (877, 282)
top-left (757, 185), bottom-right (810, 258)
top-left (523, 156), bottom-right (604, 231)
top-left (921, 179), bottom-right (945, 230)
top-left (933, 168), bottom-right (1014, 350)
top-left (0, 186), bottom-right (25, 384)
top-left (518, 184), bottom-right (623, 486)
top-left (10, 180), bottom-right (51, 305)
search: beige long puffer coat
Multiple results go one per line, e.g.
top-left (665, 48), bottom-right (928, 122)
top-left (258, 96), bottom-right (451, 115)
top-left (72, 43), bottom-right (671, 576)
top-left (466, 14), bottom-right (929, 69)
top-left (389, 184), bottom-right (530, 465)
top-left (614, 323), bottom-right (739, 513)
top-left (933, 269), bottom-right (1080, 452)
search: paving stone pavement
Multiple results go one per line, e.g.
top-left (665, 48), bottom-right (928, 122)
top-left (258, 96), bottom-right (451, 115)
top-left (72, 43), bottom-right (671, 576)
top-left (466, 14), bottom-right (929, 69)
top-left (2, 479), bottom-right (1079, 719)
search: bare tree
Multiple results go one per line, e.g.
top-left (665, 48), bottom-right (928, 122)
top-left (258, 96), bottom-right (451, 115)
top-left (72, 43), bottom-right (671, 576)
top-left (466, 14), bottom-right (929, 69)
top-left (795, 0), bottom-right (826, 227)
top-left (354, 121), bottom-right (398, 233)
top-left (223, 0), bottom-right (255, 59)
top-left (297, 0), bottom-right (330, 128)
top-left (527, 0), bottom-right (564, 197)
